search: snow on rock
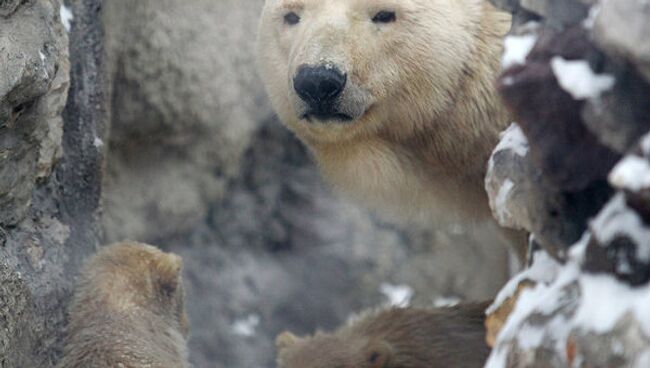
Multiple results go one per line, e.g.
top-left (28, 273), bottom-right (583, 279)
top-left (590, 194), bottom-right (650, 262)
top-left (485, 123), bottom-right (532, 231)
top-left (502, 34), bottom-right (538, 69)
top-left (487, 249), bottom-right (563, 315)
top-left (609, 156), bottom-right (650, 192)
top-left (550, 57), bottom-right (615, 100)
top-left (495, 123), bottom-right (529, 158)
top-left (574, 274), bottom-right (650, 336)
top-left (433, 296), bottom-right (461, 308)
top-left (93, 137), bottom-right (104, 149)
top-left (231, 314), bottom-right (261, 337)
top-left (379, 283), bottom-right (413, 307)
top-left (60, 5), bottom-right (73, 32)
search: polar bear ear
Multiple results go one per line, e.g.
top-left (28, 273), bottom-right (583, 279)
top-left (365, 340), bottom-right (393, 368)
top-left (276, 331), bottom-right (303, 351)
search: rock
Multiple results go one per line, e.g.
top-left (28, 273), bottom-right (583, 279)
top-left (486, 123), bottom-right (532, 232)
top-left (0, 0), bottom-right (106, 366)
top-left (101, 0), bottom-right (271, 242)
top-left (519, 0), bottom-right (589, 27)
top-left (593, 0), bottom-right (650, 82)
top-left (581, 66), bottom-right (650, 154)
top-left (487, 242), bottom-right (650, 368)
top-left (0, 0), bottom-right (69, 226)
top-left (494, 27), bottom-right (617, 257)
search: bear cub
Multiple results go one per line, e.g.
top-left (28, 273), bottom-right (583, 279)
top-left (276, 302), bottom-right (491, 368)
top-left (57, 241), bottom-right (189, 368)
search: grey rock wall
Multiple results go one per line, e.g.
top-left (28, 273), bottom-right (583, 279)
top-left (0, 0), bottom-right (106, 367)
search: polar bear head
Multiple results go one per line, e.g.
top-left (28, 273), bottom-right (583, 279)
top-left (257, 0), bottom-right (486, 144)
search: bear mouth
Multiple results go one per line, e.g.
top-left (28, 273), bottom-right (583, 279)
top-left (301, 110), bottom-right (354, 123)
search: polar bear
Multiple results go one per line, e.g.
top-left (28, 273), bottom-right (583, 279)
top-left (257, 0), bottom-right (516, 242)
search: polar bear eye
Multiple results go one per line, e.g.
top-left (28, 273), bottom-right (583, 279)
top-left (372, 10), bottom-right (396, 23)
top-left (284, 12), bottom-right (300, 25)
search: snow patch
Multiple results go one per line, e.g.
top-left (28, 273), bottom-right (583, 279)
top-left (433, 296), bottom-right (461, 308)
top-left (60, 5), bottom-right (73, 32)
top-left (609, 155), bottom-right (650, 192)
top-left (380, 283), bottom-right (413, 307)
top-left (93, 137), bottom-right (104, 149)
top-left (590, 194), bottom-right (650, 261)
top-left (231, 314), bottom-right (261, 337)
top-left (495, 123), bottom-right (529, 158)
top-left (494, 179), bottom-right (515, 225)
top-left (582, 4), bottom-right (601, 30)
top-left (550, 57), bottom-right (615, 100)
top-left (487, 249), bottom-right (562, 315)
top-left (574, 274), bottom-right (650, 336)
top-left (502, 34), bottom-right (538, 69)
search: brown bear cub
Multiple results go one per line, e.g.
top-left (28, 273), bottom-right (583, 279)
top-left (276, 302), bottom-right (491, 368)
top-left (57, 241), bottom-right (189, 368)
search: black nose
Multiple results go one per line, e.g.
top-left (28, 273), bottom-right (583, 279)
top-left (293, 65), bottom-right (347, 109)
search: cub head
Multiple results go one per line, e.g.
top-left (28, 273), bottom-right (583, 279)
top-left (257, 0), bottom-right (482, 144)
top-left (75, 241), bottom-right (189, 336)
top-left (276, 331), bottom-right (393, 368)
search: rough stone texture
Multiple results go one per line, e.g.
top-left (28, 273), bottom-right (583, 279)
top-left (487, 0), bottom-right (650, 367)
top-left (593, 0), bottom-right (650, 82)
top-left (0, 0), bottom-right (69, 226)
top-left (0, 0), bottom-right (106, 367)
top-left (486, 123), bottom-right (533, 232)
top-left (101, 0), bottom-right (269, 243)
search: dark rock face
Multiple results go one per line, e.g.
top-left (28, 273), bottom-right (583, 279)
top-left (486, 0), bottom-right (650, 367)
top-left (0, 1), bottom-right (106, 367)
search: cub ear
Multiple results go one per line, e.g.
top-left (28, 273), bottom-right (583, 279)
top-left (365, 340), bottom-right (393, 368)
top-left (154, 252), bottom-right (183, 296)
top-left (276, 331), bottom-right (302, 351)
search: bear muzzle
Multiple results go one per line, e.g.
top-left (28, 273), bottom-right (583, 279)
top-left (293, 64), bottom-right (353, 123)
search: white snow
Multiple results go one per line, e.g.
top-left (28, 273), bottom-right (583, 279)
top-left (39, 51), bottom-right (46, 63)
top-left (609, 155), bottom-right (650, 192)
top-left (502, 34), bottom-right (538, 69)
top-left (379, 283), bottom-right (413, 307)
top-left (590, 194), bottom-right (650, 261)
top-left (494, 179), bottom-right (515, 225)
top-left (433, 296), bottom-right (461, 307)
top-left (93, 137), bottom-right (104, 149)
top-left (582, 4), bottom-right (601, 30)
top-left (550, 57), bottom-right (615, 100)
top-left (495, 123), bottom-right (529, 158)
top-left (60, 5), bottom-right (73, 32)
top-left (231, 314), bottom-right (261, 337)
top-left (574, 274), bottom-right (650, 336)
top-left (486, 231), bottom-right (650, 367)
top-left (487, 249), bottom-right (562, 315)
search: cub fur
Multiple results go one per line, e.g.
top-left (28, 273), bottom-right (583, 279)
top-left (276, 302), bottom-right (491, 368)
top-left (57, 241), bottom-right (189, 368)
top-left (257, 0), bottom-right (512, 226)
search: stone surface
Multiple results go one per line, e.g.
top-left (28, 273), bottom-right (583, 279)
top-left (593, 0), bottom-right (650, 82)
top-left (101, 0), bottom-right (270, 243)
top-left (487, 0), bottom-right (650, 367)
top-left (0, 0), bottom-right (106, 367)
top-left (0, 0), bottom-right (69, 226)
